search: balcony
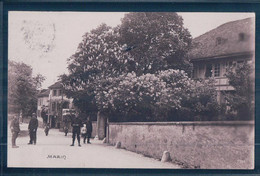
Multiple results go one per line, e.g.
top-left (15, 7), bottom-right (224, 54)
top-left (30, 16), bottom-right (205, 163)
top-left (214, 77), bottom-right (234, 91)
top-left (214, 77), bottom-right (229, 86)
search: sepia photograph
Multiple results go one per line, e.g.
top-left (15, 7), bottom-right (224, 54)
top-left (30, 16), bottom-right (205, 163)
top-left (7, 11), bottom-right (255, 169)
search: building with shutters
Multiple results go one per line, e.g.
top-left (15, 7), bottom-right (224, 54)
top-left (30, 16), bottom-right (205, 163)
top-left (48, 81), bottom-right (74, 128)
top-left (188, 17), bottom-right (255, 104)
top-left (37, 81), bottom-right (74, 128)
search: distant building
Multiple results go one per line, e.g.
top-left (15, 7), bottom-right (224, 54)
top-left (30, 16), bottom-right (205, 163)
top-left (37, 81), bottom-right (74, 128)
top-left (48, 81), bottom-right (73, 128)
top-left (189, 17), bottom-right (255, 104)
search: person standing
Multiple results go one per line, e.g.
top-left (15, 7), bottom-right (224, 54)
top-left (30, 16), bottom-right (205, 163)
top-left (70, 112), bottom-right (82, 147)
top-left (41, 106), bottom-right (48, 125)
top-left (81, 124), bottom-right (87, 143)
top-left (64, 124), bottom-right (69, 136)
top-left (44, 123), bottom-right (50, 136)
top-left (19, 110), bottom-right (23, 123)
top-left (84, 116), bottom-right (92, 144)
top-left (28, 113), bottom-right (38, 145)
top-left (10, 116), bottom-right (20, 148)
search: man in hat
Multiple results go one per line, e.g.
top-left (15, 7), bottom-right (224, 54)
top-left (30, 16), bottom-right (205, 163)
top-left (28, 113), bottom-right (38, 145)
top-left (10, 115), bottom-right (20, 148)
top-left (70, 112), bottom-right (82, 147)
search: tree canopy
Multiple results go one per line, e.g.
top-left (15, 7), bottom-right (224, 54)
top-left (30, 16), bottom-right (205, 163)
top-left (119, 12), bottom-right (192, 75)
top-left (225, 61), bottom-right (254, 120)
top-left (8, 60), bottom-right (45, 117)
top-left (61, 12), bottom-right (220, 121)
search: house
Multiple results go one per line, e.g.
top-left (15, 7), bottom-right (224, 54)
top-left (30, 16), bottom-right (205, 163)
top-left (188, 17), bottom-right (255, 104)
top-left (37, 81), bottom-right (74, 128)
top-left (48, 81), bottom-right (74, 128)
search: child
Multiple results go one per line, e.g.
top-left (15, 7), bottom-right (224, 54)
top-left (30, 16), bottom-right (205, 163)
top-left (64, 125), bottom-right (69, 136)
top-left (81, 124), bottom-right (87, 143)
top-left (44, 123), bottom-right (50, 136)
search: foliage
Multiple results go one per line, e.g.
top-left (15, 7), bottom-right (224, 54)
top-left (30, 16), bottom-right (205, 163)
top-left (61, 13), bottom-right (220, 121)
top-left (225, 61), bottom-right (254, 120)
top-left (175, 78), bottom-right (220, 121)
top-left (94, 70), bottom-right (220, 121)
top-left (8, 60), bottom-right (45, 117)
top-left (119, 12), bottom-right (192, 75)
top-left (60, 23), bottom-right (126, 115)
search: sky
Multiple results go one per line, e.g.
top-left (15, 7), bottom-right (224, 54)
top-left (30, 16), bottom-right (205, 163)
top-left (8, 12), bottom-right (255, 89)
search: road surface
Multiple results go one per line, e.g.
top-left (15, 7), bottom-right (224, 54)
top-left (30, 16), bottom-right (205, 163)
top-left (7, 123), bottom-right (182, 168)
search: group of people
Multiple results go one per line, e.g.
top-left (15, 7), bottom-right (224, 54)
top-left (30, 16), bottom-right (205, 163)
top-left (10, 113), bottom-right (38, 148)
top-left (10, 112), bottom-right (93, 148)
top-left (70, 113), bottom-right (92, 147)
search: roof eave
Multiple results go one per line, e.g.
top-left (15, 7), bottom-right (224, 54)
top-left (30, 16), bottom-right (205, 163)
top-left (190, 51), bottom-right (254, 62)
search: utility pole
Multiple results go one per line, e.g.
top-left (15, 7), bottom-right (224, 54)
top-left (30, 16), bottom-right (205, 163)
top-left (48, 90), bottom-right (52, 127)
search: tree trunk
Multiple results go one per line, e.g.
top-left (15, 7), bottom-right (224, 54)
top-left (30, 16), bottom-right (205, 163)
top-left (97, 111), bottom-right (107, 140)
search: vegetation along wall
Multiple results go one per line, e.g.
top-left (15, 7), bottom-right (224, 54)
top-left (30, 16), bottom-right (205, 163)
top-left (108, 121), bottom-right (254, 169)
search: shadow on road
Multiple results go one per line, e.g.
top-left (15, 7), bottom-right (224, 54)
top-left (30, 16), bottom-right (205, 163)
top-left (19, 129), bottom-right (29, 137)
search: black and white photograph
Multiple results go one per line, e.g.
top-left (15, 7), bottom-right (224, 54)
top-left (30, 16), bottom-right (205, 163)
top-left (7, 11), bottom-right (255, 169)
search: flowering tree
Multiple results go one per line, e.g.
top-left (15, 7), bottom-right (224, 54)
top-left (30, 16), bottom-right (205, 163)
top-left (60, 24), bottom-right (128, 114)
top-left (95, 70), bottom-right (220, 121)
top-left (61, 13), bottom-right (220, 121)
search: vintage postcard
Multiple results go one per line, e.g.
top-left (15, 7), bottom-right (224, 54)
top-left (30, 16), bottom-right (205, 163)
top-left (7, 11), bottom-right (255, 169)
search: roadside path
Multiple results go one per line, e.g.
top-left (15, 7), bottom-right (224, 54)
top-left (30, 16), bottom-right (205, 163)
top-left (8, 123), bottom-right (182, 168)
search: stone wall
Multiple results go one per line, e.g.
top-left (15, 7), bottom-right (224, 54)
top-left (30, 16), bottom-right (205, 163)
top-left (108, 121), bottom-right (254, 169)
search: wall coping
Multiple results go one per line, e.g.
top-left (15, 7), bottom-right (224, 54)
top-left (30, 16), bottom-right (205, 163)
top-left (109, 120), bottom-right (254, 126)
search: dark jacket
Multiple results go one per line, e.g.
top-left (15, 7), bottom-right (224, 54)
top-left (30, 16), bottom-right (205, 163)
top-left (28, 117), bottom-right (38, 130)
top-left (41, 109), bottom-right (48, 122)
top-left (85, 120), bottom-right (92, 134)
top-left (10, 118), bottom-right (20, 133)
top-left (71, 117), bottom-right (83, 129)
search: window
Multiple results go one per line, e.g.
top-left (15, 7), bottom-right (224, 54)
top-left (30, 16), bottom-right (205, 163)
top-left (53, 90), bottom-right (57, 96)
top-left (52, 102), bottom-right (56, 112)
top-left (214, 63), bottom-right (220, 77)
top-left (224, 61), bottom-right (234, 74)
top-left (205, 64), bottom-right (212, 78)
top-left (239, 33), bottom-right (245, 41)
top-left (238, 33), bottom-right (250, 42)
top-left (226, 61), bottom-right (233, 70)
top-left (198, 65), bottom-right (204, 78)
top-left (192, 66), bottom-right (197, 78)
top-left (38, 99), bottom-right (43, 106)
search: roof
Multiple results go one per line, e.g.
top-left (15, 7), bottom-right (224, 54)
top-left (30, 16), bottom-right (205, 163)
top-left (48, 81), bottom-right (63, 89)
top-left (38, 89), bottom-right (50, 98)
top-left (188, 17), bottom-right (255, 61)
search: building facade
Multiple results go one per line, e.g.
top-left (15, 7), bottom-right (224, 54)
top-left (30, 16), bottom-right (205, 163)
top-left (37, 81), bottom-right (74, 128)
top-left (48, 81), bottom-right (74, 128)
top-left (189, 17), bottom-right (255, 104)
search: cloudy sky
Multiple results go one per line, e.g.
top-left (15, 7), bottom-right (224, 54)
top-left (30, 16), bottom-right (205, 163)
top-left (8, 12), bottom-right (255, 88)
